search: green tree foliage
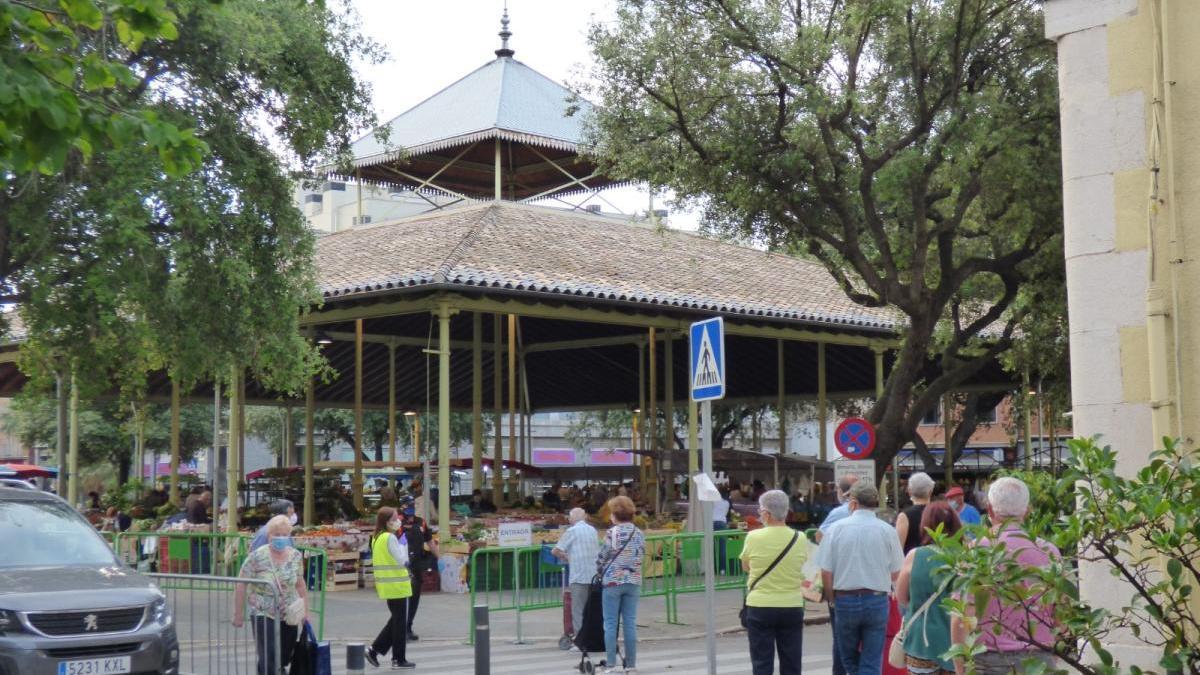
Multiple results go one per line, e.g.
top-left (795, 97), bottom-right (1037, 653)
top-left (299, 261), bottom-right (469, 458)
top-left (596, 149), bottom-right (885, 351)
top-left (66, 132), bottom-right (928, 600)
top-left (2, 393), bottom-right (212, 483)
top-left (938, 439), bottom-right (1200, 673)
top-left (0, 0), bottom-right (204, 177)
top-left (585, 0), bottom-right (1063, 478)
top-left (3, 0), bottom-right (382, 402)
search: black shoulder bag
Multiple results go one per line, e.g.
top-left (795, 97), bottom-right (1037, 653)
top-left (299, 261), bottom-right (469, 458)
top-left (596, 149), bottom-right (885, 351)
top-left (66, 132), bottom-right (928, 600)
top-left (739, 531), bottom-right (800, 628)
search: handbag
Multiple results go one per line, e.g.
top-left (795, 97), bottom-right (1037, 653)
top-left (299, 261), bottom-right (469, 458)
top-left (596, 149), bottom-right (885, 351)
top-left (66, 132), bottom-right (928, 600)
top-left (888, 573), bottom-right (955, 668)
top-left (290, 620), bottom-right (331, 675)
top-left (739, 531), bottom-right (800, 628)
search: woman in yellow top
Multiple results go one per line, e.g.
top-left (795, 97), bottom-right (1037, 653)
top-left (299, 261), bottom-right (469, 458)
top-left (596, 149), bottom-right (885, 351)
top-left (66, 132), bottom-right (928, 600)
top-left (365, 507), bottom-right (415, 669)
top-left (739, 489), bottom-right (809, 675)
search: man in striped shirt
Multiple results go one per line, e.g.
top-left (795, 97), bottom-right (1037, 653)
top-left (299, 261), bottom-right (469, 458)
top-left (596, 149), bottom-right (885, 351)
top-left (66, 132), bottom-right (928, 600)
top-left (552, 507), bottom-right (602, 640)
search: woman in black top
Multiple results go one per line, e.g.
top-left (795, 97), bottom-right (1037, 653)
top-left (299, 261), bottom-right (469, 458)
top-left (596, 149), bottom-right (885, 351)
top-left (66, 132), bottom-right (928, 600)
top-left (895, 472), bottom-right (935, 554)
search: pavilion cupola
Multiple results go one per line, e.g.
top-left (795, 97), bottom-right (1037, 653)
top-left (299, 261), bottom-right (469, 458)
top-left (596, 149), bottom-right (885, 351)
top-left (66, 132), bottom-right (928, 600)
top-left (327, 10), bottom-right (619, 204)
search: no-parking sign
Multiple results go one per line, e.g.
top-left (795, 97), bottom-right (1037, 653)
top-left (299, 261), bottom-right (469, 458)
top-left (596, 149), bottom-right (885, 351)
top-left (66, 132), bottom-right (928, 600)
top-left (834, 417), bottom-right (876, 459)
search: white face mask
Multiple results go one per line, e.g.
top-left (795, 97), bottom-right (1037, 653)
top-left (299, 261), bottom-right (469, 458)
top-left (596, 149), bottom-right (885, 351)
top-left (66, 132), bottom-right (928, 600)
top-left (289, 513), bottom-right (298, 526)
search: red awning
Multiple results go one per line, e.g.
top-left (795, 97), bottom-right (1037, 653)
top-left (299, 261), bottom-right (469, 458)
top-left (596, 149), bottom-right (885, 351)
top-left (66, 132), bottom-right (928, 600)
top-left (0, 463), bottom-right (57, 478)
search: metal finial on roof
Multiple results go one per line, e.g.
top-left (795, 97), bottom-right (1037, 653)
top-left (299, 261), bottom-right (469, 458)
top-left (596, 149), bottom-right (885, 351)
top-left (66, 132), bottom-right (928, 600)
top-left (495, 5), bottom-right (514, 58)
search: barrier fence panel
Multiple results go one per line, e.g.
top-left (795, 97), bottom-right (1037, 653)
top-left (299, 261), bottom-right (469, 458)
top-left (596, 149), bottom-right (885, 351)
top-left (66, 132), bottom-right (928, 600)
top-left (149, 573), bottom-right (280, 675)
top-left (112, 531), bottom-right (252, 577)
top-left (296, 545), bottom-right (327, 639)
top-left (107, 533), bottom-right (328, 640)
top-left (466, 529), bottom-right (753, 640)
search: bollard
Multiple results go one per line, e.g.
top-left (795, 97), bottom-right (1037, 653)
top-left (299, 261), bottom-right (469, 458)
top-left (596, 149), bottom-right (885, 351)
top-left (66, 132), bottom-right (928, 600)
top-left (474, 604), bottom-right (490, 675)
top-left (346, 642), bottom-right (366, 675)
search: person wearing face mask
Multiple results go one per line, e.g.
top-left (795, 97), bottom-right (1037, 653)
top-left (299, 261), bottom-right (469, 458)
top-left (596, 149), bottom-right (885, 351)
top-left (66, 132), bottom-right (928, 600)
top-left (365, 507), bottom-right (415, 669)
top-left (251, 500), bottom-right (297, 551)
top-left (399, 498), bottom-right (436, 641)
top-left (943, 487), bottom-right (981, 525)
top-left (233, 515), bottom-right (308, 675)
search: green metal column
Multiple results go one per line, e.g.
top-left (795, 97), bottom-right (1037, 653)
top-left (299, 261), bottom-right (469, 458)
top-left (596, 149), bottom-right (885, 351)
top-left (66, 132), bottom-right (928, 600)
top-left (663, 329), bottom-right (674, 510)
top-left (817, 343), bottom-right (828, 462)
top-left (507, 314), bottom-right (517, 500)
top-left (1023, 369), bottom-right (1033, 470)
top-left (169, 378), bottom-right (181, 506)
top-left (353, 319), bottom-right (364, 510)
top-left (492, 314), bottom-right (503, 502)
top-left (437, 301), bottom-right (453, 539)
top-left (56, 373), bottom-right (68, 500)
top-left (227, 368), bottom-right (241, 534)
top-left (472, 312), bottom-right (484, 492)
top-left (67, 371), bottom-right (79, 508)
top-left (777, 340), bottom-right (786, 456)
top-left (944, 392), bottom-right (955, 486)
top-left (388, 344), bottom-right (397, 464)
top-left (304, 377), bottom-right (315, 527)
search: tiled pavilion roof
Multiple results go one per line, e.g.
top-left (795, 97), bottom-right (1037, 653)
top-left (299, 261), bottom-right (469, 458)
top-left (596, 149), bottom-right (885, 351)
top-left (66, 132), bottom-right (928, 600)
top-left (315, 201), bottom-right (899, 332)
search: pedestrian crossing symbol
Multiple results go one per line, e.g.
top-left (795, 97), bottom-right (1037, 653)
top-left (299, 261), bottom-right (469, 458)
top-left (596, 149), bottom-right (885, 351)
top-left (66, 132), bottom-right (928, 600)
top-left (689, 317), bottom-right (726, 402)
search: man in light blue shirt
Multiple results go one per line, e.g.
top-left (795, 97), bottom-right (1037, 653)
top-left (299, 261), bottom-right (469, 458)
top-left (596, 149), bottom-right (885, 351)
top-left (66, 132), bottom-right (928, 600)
top-left (552, 507), bottom-right (601, 640)
top-left (819, 482), bottom-right (904, 675)
top-left (817, 475), bottom-right (859, 542)
top-left (817, 474), bottom-right (859, 675)
top-left (250, 500), bottom-right (296, 551)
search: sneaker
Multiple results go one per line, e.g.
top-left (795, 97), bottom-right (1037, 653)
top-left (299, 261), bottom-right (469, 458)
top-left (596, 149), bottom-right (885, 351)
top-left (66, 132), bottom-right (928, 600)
top-left (365, 648), bottom-right (380, 668)
top-left (391, 660), bottom-right (416, 670)
top-left (625, 669), bottom-right (638, 674)
top-left (406, 632), bottom-right (419, 641)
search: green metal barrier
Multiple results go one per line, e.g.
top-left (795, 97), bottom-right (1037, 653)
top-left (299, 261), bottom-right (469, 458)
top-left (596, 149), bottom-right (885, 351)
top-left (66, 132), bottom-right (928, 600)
top-left (296, 545), bottom-right (327, 639)
top-left (112, 531), bottom-right (252, 577)
top-left (465, 529), bottom-right (754, 641)
top-left (107, 531), bottom-right (329, 639)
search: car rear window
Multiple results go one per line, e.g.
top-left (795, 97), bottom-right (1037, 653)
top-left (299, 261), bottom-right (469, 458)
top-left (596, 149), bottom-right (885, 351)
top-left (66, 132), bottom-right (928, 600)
top-left (0, 499), bottom-right (118, 568)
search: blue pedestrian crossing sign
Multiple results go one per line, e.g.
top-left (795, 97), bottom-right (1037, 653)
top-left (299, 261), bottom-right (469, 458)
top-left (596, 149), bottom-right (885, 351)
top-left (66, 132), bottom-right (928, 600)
top-left (690, 317), bottom-right (726, 402)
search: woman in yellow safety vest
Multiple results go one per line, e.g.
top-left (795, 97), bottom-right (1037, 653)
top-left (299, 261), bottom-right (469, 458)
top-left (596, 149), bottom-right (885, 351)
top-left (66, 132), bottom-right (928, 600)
top-left (365, 507), bottom-right (415, 669)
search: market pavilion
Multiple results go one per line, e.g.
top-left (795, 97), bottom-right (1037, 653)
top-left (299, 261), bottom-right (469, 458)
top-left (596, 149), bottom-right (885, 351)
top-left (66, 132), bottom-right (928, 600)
top-left (0, 16), bottom-right (1008, 535)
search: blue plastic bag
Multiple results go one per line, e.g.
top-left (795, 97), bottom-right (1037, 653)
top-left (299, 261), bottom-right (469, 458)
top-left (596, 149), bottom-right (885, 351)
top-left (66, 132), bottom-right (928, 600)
top-left (291, 621), bottom-right (331, 675)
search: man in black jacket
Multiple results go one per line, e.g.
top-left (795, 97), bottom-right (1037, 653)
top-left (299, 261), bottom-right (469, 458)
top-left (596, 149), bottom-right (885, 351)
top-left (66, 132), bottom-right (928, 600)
top-left (400, 498), bottom-right (437, 641)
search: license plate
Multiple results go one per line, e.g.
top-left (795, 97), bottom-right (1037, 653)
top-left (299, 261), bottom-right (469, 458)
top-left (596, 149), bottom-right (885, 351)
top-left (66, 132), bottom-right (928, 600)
top-left (57, 656), bottom-right (132, 675)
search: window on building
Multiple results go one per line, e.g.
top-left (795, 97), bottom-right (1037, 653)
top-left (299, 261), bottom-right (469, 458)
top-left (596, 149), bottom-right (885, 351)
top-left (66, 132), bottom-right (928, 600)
top-left (921, 404), bottom-right (941, 426)
top-left (978, 406), bottom-right (999, 424)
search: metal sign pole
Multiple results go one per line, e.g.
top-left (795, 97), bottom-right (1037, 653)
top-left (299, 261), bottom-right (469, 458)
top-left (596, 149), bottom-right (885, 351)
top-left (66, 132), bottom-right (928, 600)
top-left (701, 399), bottom-right (717, 675)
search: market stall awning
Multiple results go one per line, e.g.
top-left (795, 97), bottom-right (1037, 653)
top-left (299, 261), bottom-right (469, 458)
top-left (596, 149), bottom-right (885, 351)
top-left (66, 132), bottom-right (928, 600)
top-left (441, 457), bottom-right (543, 477)
top-left (0, 463), bottom-right (57, 478)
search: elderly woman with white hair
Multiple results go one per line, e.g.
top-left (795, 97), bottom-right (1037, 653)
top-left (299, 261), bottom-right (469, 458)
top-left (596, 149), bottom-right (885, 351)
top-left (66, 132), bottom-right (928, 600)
top-left (896, 472), bottom-right (936, 554)
top-left (233, 514), bottom-right (308, 674)
top-left (739, 489), bottom-right (809, 675)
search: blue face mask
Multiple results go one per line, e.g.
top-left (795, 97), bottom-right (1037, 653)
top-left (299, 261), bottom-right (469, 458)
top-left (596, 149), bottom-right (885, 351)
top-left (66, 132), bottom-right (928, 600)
top-left (269, 536), bottom-right (291, 552)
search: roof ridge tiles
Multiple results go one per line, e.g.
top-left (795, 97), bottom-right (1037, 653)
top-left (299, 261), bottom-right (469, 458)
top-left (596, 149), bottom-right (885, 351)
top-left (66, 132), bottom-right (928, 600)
top-left (432, 204), bottom-right (496, 283)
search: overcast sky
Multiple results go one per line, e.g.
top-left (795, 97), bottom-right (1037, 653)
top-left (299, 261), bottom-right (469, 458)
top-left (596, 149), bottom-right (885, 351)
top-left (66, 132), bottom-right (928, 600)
top-left (347, 0), bottom-right (699, 228)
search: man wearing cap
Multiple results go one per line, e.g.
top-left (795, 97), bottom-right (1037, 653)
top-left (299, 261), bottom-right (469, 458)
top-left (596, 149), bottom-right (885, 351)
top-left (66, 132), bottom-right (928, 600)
top-left (399, 497), bottom-right (436, 641)
top-left (819, 482), bottom-right (904, 675)
top-left (250, 499), bottom-right (296, 551)
top-left (945, 486), bottom-right (982, 525)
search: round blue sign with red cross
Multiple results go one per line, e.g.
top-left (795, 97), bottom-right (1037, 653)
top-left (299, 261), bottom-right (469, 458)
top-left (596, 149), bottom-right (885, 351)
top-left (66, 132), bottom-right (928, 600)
top-left (834, 417), bottom-right (876, 459)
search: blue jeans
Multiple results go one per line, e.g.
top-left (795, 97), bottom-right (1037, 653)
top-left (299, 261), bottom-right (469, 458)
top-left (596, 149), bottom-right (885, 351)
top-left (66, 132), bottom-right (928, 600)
top-left (829, 604), bottom-right (846, 675)
top-left (602, 583), bottom-right (639, 668)
top-left (833, 593), bottom-right (889, 675)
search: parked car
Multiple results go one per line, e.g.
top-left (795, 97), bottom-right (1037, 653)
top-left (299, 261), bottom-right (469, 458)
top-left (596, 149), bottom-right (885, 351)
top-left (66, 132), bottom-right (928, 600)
top-left (0, 479), bottom-right (179, 675)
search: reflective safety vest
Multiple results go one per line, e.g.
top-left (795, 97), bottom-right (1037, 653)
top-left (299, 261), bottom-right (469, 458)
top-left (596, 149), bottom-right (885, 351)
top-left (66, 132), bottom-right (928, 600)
top-left (371, 533), bottom-right (412, 600)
